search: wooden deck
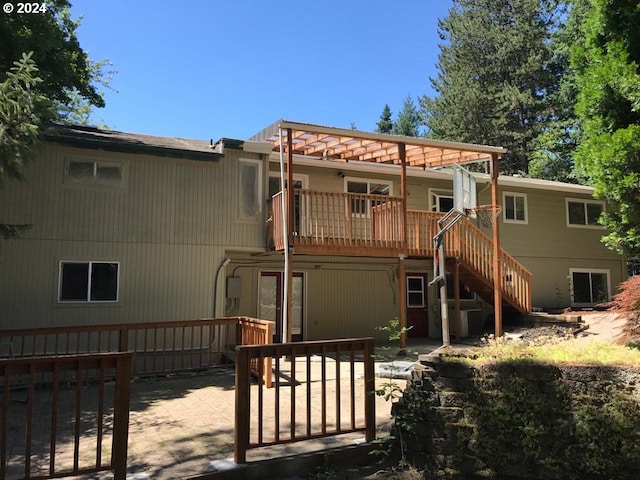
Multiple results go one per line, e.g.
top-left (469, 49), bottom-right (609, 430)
top-left (270, 189), bottom-right (532, 314)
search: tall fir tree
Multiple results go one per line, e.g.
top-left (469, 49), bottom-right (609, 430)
top-left (393, 96), bottom-right (421, 137)
top-left (420, 0), bottom-right (563, 174)
top-left (572, 0), bottom-right (640, 256)
top-left (376, 104), bottom-right (393, 134)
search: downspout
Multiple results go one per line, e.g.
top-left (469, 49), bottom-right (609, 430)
top-left (279, 126), bottom-right (289, 342)
top-left (213, 256), bottom-right (231, 317)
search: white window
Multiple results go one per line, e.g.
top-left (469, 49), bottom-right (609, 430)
top-left (345, 177), bottom-right (392, 215)
top-left (566, 198), bottom-right (604, 228)
top-left (569, 268), bottom-right (610, 307)
top-left (429, 189), bottom-right (454, 213)
top-left (407, 276), bottom-right (425, 307)
top-left (238, 158), bottom-right (263, 220)
top-left (65, 158), bottom-right (125, 189)
top-left (59, 261), bottom-right (119, 303)
top-left (503, 192), bottom-right (527, 223)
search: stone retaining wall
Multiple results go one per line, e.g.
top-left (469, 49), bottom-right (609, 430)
top-left (394, 357), bottom-right (640, 480)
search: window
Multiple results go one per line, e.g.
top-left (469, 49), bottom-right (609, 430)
top-left (570, 269), bottom-right (610, 307)
top-left (239, 159), bottom-right (262, 220)
top-left (503, 192), bottom-right (527, 223)
top-left (430, 190), bottom-right (454, 213)
top-left (566, 198), bottom-right (604, 228)
top-left (407, 276), bottom-right (425, 307)
top-left (65, 159), bottom-right (125, 188)
top-left (268, 173), bottom-right (308, 234)
top-left (345, 178), bottom-right (392, 215)
top-left (59, 261), bottom-right (119, 302)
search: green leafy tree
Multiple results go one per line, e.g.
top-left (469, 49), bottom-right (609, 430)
top-left (0, 53), bottom-right (52, 238)
top-left (393, 96), bottom-right (421, 137)
top-left (376, 104), bottom-right (393, 134)
top-left (420, 0), bottom-right (564, 174)
top-left (0, 0), bottom-right (111, 236)
top-left (572, 0), bottom-right (640, 256)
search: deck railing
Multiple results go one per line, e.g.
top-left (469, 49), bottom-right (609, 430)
top-left (234, 338), bottom-right (376, 464)
top-left (0, 352), bottom-right (132, 480)
top-left (0, 316), bottom-right (274, 385)
top-left (270, 189), bottom-right (405, 251)
top-left (407, 210), bottom-right (532, 312)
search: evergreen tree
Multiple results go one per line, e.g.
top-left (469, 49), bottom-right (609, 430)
top-left (572, 0), bottom-right (640, 256)
top-left (420, 0), bottom-right (563, 174)
top-left (376, 104), bottom-right (393, 134)
top-left (393, 96), bottom-right (421, 137)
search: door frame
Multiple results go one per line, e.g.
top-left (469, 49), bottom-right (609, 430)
top-left (258, 270), bottom-right (305, 342)
top-left (406, 272), bottom-right (429, 338)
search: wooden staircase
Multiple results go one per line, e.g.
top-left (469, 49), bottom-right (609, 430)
top-left (442, 216), bottom-right (532, 314)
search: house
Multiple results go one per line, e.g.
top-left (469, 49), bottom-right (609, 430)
top-left (0, 122), bottom-right (626, 343)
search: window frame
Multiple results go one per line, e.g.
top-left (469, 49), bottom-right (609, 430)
top-left (502, 191), bottom-right (528, 224)
top-left (569, 268), bottom-right (611, 307)
top-left (406, 275), bottom-right (426, 308)
top-left (565, 197), bottom-right (605, 229)
top-left (64, 157), bottom-right (128, 191)
top-left (238, 158), bottom-right (263, 221)
top-left (428, 188), bottom-right (455, 213)
top-left (58, 261), bottom-right (120, 304)
top-left (343, 176), bottom-right (393, 217)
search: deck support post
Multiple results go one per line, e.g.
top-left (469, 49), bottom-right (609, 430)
top-left (454, 258), bottom-right (461, 343)
top-left (398, 254), bottom-right (407, 350)
top-left (490, 153), bottom-right (503, 337)
top-left (285, 128), bottom-right (294, 343)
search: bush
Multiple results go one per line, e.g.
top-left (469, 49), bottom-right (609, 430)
top-left (611, 276), bottom-right (640, 343)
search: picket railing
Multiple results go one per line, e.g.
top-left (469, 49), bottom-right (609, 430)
top-left (0, 353), bottom-right (132, 480)
top-left (0, 316), bottom-right (274, 385)
top-left (234, 338), bottom-right (376, 463)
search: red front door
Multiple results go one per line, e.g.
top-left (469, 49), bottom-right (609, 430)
top-left (406, 274), bottom-right (429, 338)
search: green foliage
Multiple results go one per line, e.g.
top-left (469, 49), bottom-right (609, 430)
top-left (0, 52), bottom-right (51, 185)
top-left (420, 0), bottom-right (565, 174)
top-left (572, 0), bottom-right (640, 255)
top-left (0, 0), bottom-right (105, 110)
top-left (375, 104), bottom-right (393, 134)
top-left (392, 96), bottom-right (421, 137)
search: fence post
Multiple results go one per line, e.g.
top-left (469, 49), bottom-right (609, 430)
top-left (234, 346), bottom-right (250, 464)
top-left (363, 338), bottom-right (376, 443)
top-left (118, 326), bottom-right (129, 353)
top-left (112, 353), bottom-right (132, 480)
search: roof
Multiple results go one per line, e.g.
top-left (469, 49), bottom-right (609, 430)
top-left (251, 120), bottom-right (507, 168)
top-left (46, 125), bottom-right (223, 162)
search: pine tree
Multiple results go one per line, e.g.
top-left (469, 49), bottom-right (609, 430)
top-left (376, 104), bottom-right (393, 134)
top-left (393, 96), bottom-right (421, 137)
top-left (420, 0), bottom-right (563, 174)
top-left (572, 0), bottom-right (640, 256)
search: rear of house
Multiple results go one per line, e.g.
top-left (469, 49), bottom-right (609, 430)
top-left (0, 124), bottom-right (627, 342)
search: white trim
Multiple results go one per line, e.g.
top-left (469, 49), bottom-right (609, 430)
top-left (569, 268), bottom-right (611, 307)
top-left (343, 176), bottom-right (394, 197)
top-left (63, 156), bottom-right (129, 191)
top-left (406, 275), bottom-right (426, 308)
top-left (58, 260), bottom-right (120, 303)
top-left (268, 172), bottom-right (309, 194)
top-left (428, 188), bottom-right (454, 212)
top-left (565, 197), bottom-right (605, 229)
top-left (502, 191), bottom-right (528, 224)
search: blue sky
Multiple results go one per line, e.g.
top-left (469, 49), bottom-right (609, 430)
top-left (71, 0), bottom-right (453, 141)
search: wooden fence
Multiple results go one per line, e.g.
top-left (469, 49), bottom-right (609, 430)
top-left (0, 316), bottom-right (274, 385)
top-left (0, 353), bottom-right (132, 480)
top-left (234, 338), bottom-right (376, 463)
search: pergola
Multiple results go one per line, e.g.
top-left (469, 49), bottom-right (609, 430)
top-left (252, 120), bottom-right (508, 345)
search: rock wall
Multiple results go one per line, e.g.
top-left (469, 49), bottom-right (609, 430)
top-left (394, 357), bottom-right (640, 480)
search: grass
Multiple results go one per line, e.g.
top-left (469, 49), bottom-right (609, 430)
top-left (462, 335), bottom-right (640, 366)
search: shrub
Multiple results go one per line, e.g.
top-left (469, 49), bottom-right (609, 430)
top-left (611, 276), bottom-right (640, 343)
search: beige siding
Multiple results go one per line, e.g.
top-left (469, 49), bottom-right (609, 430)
top-left (0, 143), bottom-right (265, 328)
